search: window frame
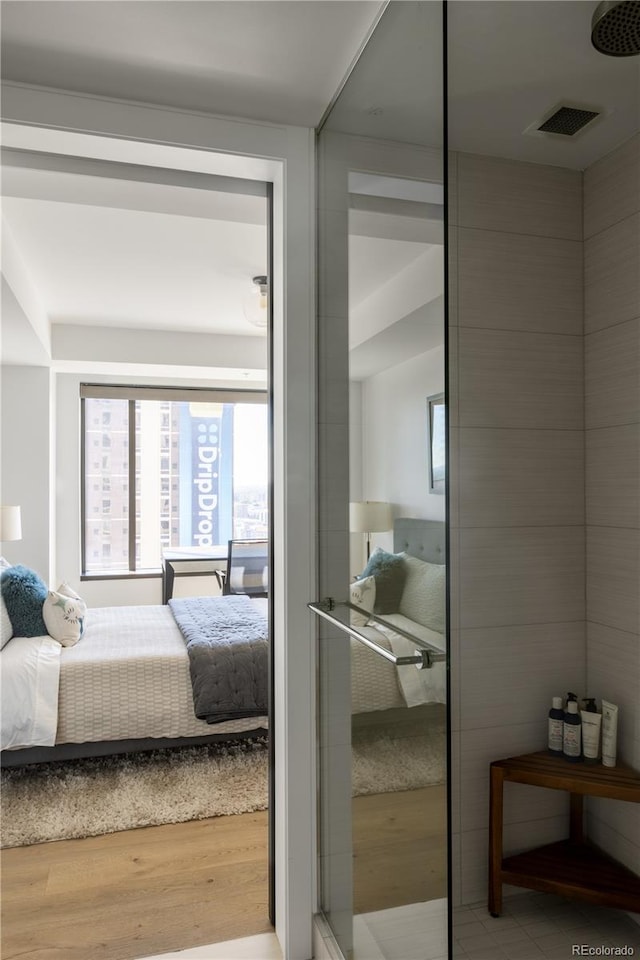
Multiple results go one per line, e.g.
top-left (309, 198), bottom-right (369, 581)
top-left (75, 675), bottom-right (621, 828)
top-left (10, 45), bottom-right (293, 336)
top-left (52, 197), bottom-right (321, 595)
top-left (80, 383), bottom-right (268, 580)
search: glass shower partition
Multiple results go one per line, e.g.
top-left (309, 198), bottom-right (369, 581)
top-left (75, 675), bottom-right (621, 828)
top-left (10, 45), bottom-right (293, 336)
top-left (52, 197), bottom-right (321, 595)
top-left (314, 3), bottom-right (448, 957)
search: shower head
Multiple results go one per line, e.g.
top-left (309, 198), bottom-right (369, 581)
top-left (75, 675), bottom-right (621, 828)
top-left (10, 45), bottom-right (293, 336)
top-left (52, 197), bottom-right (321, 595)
top-left (591, 0), bottom-right (640, 56)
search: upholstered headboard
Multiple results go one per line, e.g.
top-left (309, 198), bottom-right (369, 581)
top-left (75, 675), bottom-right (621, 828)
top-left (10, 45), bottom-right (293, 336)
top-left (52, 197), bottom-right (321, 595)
top-left (393, 517), bottom-right (446, 565)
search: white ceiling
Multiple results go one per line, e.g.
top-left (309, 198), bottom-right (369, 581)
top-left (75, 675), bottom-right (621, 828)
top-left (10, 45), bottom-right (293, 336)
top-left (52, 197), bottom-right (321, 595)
top-left (0, 1), bottom-right (383, 128)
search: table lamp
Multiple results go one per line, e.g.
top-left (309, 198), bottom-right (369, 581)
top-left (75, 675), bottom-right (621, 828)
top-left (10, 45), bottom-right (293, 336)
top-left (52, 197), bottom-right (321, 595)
top-left (0, 505), bottom-right (22, 542)
top-left (349, 501), bottom-right (392, 561)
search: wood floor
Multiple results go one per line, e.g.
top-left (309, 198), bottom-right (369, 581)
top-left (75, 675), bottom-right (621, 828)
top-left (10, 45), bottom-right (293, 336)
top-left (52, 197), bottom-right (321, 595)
top-left (2, 780), bottom-right (446, 959)
top-left (1, 811), bottom-right (272, 960)
top-left (353, 784), bottom-right (447, 915)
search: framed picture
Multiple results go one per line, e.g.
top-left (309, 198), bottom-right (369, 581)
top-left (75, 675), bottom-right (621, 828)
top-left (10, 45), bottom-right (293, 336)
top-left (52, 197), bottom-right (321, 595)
top-left (427, 393), bottom-right (445, 494)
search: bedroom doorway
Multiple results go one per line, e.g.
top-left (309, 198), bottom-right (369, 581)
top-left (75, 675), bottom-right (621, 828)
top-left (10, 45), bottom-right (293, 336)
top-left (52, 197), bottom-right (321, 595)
top-left (1, 144), bottom-right (277, 954)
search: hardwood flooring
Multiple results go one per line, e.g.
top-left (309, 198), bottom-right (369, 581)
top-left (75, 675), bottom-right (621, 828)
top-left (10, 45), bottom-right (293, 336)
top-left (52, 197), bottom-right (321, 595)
top-left (1, 811), bottom-right (272, 960)
top-left (353, 784), bottom-right (447, 915)
top-left (2, 704), bottom-right (447, 960)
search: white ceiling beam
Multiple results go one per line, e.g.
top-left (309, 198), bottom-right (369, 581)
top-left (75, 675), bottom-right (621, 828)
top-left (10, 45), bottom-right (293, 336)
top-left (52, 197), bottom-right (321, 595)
top-left (2, 159), bottom-right (267, 225)
top-left (52, 323), bottom-right (267, 374)
top-left (350, 244), bottom-right (444, 349)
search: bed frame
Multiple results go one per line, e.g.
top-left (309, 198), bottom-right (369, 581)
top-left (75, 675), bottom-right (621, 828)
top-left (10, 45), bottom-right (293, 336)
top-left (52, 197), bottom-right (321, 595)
top-left (0, 726), bottom-right (268, 768)
top-left (393, 517), bottom-right (445, 565)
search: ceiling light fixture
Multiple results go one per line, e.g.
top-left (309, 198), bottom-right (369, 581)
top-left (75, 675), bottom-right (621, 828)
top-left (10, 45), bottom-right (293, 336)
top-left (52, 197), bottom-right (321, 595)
top-left (243, 275), bottom-right (269, 329)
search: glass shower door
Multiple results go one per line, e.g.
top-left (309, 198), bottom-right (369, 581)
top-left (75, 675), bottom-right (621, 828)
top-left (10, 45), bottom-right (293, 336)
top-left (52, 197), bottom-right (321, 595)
top-left (315, 3), bottom-right (448, 957)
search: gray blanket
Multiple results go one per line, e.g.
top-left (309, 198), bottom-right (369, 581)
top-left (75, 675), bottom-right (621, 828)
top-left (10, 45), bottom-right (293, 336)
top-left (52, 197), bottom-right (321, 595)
top-left (169, 595), bottom-right (268, 724)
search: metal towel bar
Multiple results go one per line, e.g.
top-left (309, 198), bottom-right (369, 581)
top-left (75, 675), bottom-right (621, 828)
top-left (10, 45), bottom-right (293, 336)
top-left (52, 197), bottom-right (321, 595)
top-left (308, 599), bottom-right (446, 670)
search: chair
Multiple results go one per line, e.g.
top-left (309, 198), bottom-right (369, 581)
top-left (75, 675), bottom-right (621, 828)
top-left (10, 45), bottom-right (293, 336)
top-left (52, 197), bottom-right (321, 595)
top-left (215, 539), bottom-right (269, 598)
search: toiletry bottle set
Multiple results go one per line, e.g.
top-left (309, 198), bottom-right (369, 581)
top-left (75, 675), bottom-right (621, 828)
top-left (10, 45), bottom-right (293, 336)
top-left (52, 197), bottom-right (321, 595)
top-left (547, 694), bottom-right (618, 766)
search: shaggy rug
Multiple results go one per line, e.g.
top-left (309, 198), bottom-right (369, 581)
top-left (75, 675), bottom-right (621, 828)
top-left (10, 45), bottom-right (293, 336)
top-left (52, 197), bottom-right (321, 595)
top-left (1, 724), bottom-right (445, 848)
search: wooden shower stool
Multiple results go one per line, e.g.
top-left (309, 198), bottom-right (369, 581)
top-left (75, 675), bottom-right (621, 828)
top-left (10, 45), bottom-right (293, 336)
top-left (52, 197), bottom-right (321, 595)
top-left (488, 751), bottom-right (640, 916)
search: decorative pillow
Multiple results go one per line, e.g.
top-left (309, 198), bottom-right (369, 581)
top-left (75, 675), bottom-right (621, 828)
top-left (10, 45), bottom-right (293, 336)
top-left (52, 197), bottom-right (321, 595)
top-left (43, 582), bottom-right (88, 647)
top-left (398, 554), bottom-right (446, 633)
top-left (359, 548), bottom-right (407, 615)
top-left (0, 565), bottom-right (48, 638)
top-left (349, 575), bottom-right (376, 626)
top-left (0, 557), bottom-right (13, 649)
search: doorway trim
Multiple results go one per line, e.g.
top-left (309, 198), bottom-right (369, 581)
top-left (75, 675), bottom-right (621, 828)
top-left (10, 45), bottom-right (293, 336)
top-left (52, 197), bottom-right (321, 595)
top-left (1, 82), bottom-right (317, 960)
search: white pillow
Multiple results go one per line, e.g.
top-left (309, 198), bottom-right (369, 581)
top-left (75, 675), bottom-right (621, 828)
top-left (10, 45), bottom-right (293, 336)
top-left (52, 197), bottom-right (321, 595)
top-left (349, 575), bottom-right (376, 626)
top-left (0, 557), bottom-right (13, 649)
top-left (398, 554), bottom-right (446, 633)
top-left (43, 582), bottom-right (88, 647)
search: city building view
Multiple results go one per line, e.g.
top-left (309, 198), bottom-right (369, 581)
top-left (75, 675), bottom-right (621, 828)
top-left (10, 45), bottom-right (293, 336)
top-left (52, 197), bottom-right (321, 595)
top-left (83, 396), bottom-right (268, 574)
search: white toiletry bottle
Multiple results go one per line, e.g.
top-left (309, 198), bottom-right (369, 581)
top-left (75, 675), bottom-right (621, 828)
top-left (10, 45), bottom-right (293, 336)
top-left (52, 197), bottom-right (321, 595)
top-left (548, 697), bottom-right (564, 755)
top-left (563, 700), bottom-right (582, 762)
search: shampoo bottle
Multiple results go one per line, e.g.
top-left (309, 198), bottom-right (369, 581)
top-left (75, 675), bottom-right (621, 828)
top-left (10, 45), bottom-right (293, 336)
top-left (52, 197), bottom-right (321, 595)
top-left (548, 697), bottom-right (564, 755)
top-left (563, 700), bottom-right (582, 761)
top-left (581, 698), bottom-right (601, 763)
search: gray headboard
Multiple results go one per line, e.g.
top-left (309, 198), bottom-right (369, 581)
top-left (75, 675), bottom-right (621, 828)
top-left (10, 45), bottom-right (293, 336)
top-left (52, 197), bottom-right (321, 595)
top-left (393, 517), bottom-right (446, 565)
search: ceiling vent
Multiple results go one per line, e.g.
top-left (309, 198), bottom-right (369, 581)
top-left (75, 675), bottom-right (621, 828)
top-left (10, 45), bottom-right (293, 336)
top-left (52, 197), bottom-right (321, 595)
top-left (525, 103), bottom-right (604, 140)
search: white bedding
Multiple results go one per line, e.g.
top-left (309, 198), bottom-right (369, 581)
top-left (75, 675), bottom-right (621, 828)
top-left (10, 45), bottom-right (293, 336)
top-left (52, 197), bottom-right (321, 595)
top-left (350, 618), bottom-right (446, 713)
top-left (2, 600), bottom-right (268, 753)
top-left (1, 635), bottom-right (61, 750)
top-left (372, 615), bottom-right (446, 707)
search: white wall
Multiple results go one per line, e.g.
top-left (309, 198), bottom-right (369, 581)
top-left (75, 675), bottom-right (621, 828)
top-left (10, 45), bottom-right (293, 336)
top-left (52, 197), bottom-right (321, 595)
top-left (1, 364), bottom-right (54, 580)
top-left (361, 345), bottom-right (444, 554)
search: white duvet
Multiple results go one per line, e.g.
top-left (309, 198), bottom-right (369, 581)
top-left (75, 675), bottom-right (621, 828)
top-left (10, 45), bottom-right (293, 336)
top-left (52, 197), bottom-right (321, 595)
top-left (1, 634), bottom-right (61, 750)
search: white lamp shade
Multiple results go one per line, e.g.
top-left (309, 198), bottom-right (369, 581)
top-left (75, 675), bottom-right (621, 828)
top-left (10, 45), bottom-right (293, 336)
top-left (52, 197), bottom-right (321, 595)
top-left (350, 501), bottom-right (392, 533)
top-left (0, 505), bottom-right (22, 542)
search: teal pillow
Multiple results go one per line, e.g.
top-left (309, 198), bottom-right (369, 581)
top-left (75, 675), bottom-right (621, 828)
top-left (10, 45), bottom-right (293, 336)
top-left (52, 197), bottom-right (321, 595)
top-left (0, 565), bottom-right (48, 637)
top-left (359, 548), bottom-right (406, 614)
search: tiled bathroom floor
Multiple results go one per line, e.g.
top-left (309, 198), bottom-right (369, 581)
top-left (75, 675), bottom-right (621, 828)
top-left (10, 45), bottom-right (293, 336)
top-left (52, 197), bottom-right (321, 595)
top-left (454, 893), bottom-right (640, 960)
top-left (138, 893), bottom-right (640, 960)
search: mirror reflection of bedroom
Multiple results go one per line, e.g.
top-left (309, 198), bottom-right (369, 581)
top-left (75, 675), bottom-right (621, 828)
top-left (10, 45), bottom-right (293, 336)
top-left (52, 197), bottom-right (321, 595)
top-left (0, 152), bottom-right (273, 956)
top-left (315, 3), bottom-right (447, 957)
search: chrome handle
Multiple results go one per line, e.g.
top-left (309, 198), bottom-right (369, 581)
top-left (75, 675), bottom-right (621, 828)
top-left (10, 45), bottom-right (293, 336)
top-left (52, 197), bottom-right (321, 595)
top-left (308, 599), bottom-right (445, 669)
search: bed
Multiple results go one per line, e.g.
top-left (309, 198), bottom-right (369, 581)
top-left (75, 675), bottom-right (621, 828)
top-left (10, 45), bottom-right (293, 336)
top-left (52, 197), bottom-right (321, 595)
top-left (1, 593), bottom-right (269, 767)
top-left (1, 518), bottom-right (445, 766)
top-left (348, 518), bottom-right (447, 714)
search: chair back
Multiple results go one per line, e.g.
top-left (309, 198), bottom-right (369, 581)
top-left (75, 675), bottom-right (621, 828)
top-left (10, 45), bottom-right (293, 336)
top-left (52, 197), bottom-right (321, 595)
top-left (225, 539), bottom-right (269, 597)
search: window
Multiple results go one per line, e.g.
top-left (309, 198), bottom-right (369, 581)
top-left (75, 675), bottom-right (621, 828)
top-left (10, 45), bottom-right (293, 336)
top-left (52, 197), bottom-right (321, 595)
top-left (81, 385), bottom-right (268, 576)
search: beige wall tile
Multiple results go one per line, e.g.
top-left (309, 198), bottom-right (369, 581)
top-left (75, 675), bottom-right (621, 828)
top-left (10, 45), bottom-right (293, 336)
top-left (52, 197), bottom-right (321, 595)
top-left (460, 725), bottom-right (570, 832)
top-left (459, 228), bottom-right (583, 335)
top-left (458, 153), bottom-right (582, 240)
top-left (585, 213), bottom-right (640, 334)
top-left (448, 225), bottom-right (459, 327)
top-left (459, 328), bottom-right (583, 430)
top-left (584, 133), bottom-right (640, 240)
top-left (587, 526), bottom-right (640, 635)
top-left (458, 428), bottom-right (584, 528)
top-left (586, 621), bottom-right (640, 743)
top-left (585, 317), bottom-right (640, 429)
top-left (585, 810), bottom-right (640, 878)
top-left (459, 623), bottom-right (586, 732)
top-left (586, 424), bottom-right (640, 528)
top-left (317, 208), bottom-right (349, 320)
top-left (448, 150), bottom-right (458, 227)
top-left (459, 526), bottom-right (585, 629)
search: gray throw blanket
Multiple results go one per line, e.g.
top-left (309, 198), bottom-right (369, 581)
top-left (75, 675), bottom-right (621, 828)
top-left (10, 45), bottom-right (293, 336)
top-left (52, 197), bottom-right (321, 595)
top-left (169, 595), bottom-right (268, 724)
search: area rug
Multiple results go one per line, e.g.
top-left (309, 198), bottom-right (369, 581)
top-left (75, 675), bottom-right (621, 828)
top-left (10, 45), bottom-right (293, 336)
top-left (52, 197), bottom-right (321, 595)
top-left (1, 724), bottom-right (445, 848)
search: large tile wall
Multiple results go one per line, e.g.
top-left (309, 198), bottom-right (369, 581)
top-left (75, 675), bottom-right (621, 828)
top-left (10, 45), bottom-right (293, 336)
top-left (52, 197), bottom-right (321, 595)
top-left (449, 151), bottom-right (587, 905)
top-left (584, 133), bottom-right (640, 873)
